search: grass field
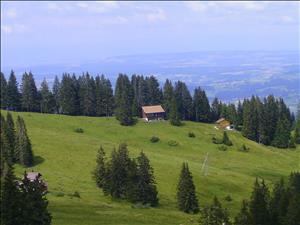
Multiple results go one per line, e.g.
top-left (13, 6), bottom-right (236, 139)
top-left (4, 111), bottom-right (300, 225)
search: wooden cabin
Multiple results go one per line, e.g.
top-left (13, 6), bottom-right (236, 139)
top-left (142, 105), bottom-right (165, 121)
top-left (215, 118), bottom-right (231, 129)
top-left (23, 172), bottom-right (48, 192)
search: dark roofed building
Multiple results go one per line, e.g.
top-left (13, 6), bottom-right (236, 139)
top-left (142, 105), bottom-right (165, 121)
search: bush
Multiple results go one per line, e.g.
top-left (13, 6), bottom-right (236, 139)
top-left (150, 136), bottom-right (160, 143)
top-left (239, 144), bottom-right (250, 152)
top-left (73, 191), bottom-right (81, 198)
top-left (74, 128), bottom-right (84, 133)
top-left (168, 140), bottom-right (179, 147)
top-left (222, 132), bottom-right (233, 146)
top-left (224, 195), bottom-right (232, 202)
top-left (188, 132), bottom-right (195, 138)
top-left (218, 145), bottom-right (228, 151)
top-left (212, 136), bottom-right (223, 144)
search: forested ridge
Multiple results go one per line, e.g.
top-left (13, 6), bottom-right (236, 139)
top-left (0, 70), bottom-right (299, 148)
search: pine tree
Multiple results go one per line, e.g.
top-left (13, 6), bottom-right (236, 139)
top-left (15, 116), bottom-right (34, 167)
top-left (284, 194), bottom-right (300, 225)
top-left (52, 75), bottom-right (60, 113)
top-left (193, 87), bottom-right (211, 122)
top-left (234, 200), bottom-right (252, 225)
top-left (146, 76), bottom-right (162, 105)
top-left (78, 73), bottom-right (96, 116)
top-left (93, 146), bottom-right (107, 189)
top-left (236, 100), bottom-right (243, 127)
top-left (6, 112), bottom-right (16, 162)
top-left (134, 151), bottom-right (158, 206)
top-left (249, 178), bottom-right (270, 225)
top-left (174, 81), bottom-right (193, 120)
top-left (272, 116), bottom-right (291, 148)
top-left (1, 115), bottom-right (12, 175)
top-left (199, 196), bottom-right (231, 225)
top-left (242, 97), bottom-right (259, 142)
top-left (19, 172), bottom-right (51, 225)
top-left (1, 165), bottom-right (23, 225)
top-left (294, 123), bottom-right (300, 144)
top-left (211, 98), bottom-right (222, 122)
top-left (0, 72), bottom-right (8, 109)
top-left (177, 162), bottom-right (199, 213)
top-left (40, 79), bottom-right (55, 113)
top-left (114, 74), bottom-right (134, 126)
top-left (7, 70), bottom-right (21, 111)
top-left (21, 72), bottom-right (39, 112)
top-left (169, 96), bottom-right (181, 126)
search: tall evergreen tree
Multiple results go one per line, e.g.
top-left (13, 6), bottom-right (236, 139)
top-left (174, 81), bottom-right (193, 120)
top-left (6, 112), bottom-right (16, 162)
top-left (211, 98), bottom-right (222, 122)
top-left (242, 97), bottom-right (260, 142)
top-left (145, 76), bottom-right (162, 105)
top-left (169, 96), bottom-right (181, 126)
top-left (193, 87), bottom-right (211, 122)
top-left (19, 172), bottom-right (51, 225)
top-left (15, 116), bottom-right (34, 167)
top-left (78, 73), bottom-right (96, 116)
top-left (272, 116), bottom-right (291, 148)
top-left (95, 75), bottom-right (114, 117)
top-left (162, 79), bottom-right (174, 119)
top-left (236, 100), bottom-right (243, 127)
top-left (52, 75), bottom-right (60, 113)
top-left (199, 196), bottom-right (231, 225)
top-left (21, 72), bottom-right (39, 112)
top-left (93, 146), bottom-right (107, 190)
top-left (0, 72), bottom-right (8, 109)
top-left (114, 74), bottom-right (134, 126)
top-left (249, 178), bottom-right (270, 225)
top-left (234, 200), bottom-right (252, 225)
top-left (177, 162), bottom-right (199, 213)
top-left (7, 70), bottom-right (21, 111)
top-left (0, 165), bottom-right (22, 225)
top-left (40, 79), bottom-right (55, 113)
top-left (134, 151), bottom-right (158, 206)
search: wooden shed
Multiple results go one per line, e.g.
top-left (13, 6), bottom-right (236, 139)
top-left (216, 118), bottom-right (231, 129)
top-left (142, 105), bottom-right (165, 121)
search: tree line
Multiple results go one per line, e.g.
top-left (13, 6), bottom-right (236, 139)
top-left (1, 70), bottom-right (298, 148)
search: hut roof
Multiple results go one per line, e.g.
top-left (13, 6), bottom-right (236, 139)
top-left (142, 105), bottom-right (165, 114)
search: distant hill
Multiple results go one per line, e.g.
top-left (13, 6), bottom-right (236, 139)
top-left (6, 110), bottom-right (299, 225)
top-left (1, 51), bottom-right (298, 112)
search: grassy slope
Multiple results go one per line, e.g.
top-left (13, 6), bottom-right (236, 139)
top-left (5, 111), bottom-right (300, 225)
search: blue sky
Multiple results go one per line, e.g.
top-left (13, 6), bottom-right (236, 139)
top-left (1, 1), bottom-right (299, 68)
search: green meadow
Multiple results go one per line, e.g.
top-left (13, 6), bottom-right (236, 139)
top-left (5, 111), bottom-right (300, 225)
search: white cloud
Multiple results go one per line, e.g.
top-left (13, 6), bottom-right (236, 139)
top-left (146, 9), bottom-right (166, 23)
top-left (1, 25), bottom-right (13, 34)
top-left (185, 2), bottom-right (207, 12)
top-left (1, 24), bottom-right (27, 34)
top-left (6, 8), bottom-right (17, 18)
top-left (76, 1), bottom-right (119, 13)
top-left (99, 16), bottom-right (128, 25)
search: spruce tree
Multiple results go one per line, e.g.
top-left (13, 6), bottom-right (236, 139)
top-left (272, 116), bottom-right (291, 148)
top-left (177, 162), bottom-right (199, 213)
top-left (134, 151), bottom-right (158, 206)
top-left (199, 196), bottom-right (231, 225)
top-left (7, 70), bottom-right (21, 111)
top-left (114, 74), bottom-right (134, 126)
top-left (19, 172), bottom-right (51, 225)
top-left (93, 146), bottom-right (107, 189)
top-left (242, 97), bottom-right (259, 142)
top-left (294, 123), bottom-right (300, 144)
top-left (15, 116), bottom-right (34, 167)
top-left (234, 200), bottom-right (252, 225)
top-left (284, 194), bottom-right (300, 225)
top-left (222, 131), bottom-right (233, 146)
top-left (174, 81), bottom-right (193, 120)
top-left (169, 96), bottom-right (181, 126)
top-left (211, 98), bottom-right (222, 122)
top-left (78, 73), bottom-right (96, 116)
top-left (6, 112), bottom-right (16, 162)
top-left (52, 75), bottom-right (60, 113)
top-left (163, 79), bottom-right (174, 119)
top-left (20, 72), bottom-right (39, 112)
top-left (249, 178), bottom-right (270, 225)
top-left (1, 165), bottom-right (22, 225)
top-left (40, 79), bottom-right (55, 113)
top-left (0, 72), bottom-right (8, 109)
top-left (193, 87), bottom-right (211, 122)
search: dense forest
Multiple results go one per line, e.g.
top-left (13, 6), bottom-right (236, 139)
top-left (0, 70), bottom-right (299, 148)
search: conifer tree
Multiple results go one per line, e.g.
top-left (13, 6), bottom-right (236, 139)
top-left (193, 87), bottom-right (211, 122)
top-left (236, 100), bottom-right (243, 127)
top-left (234, 200), bottom-right (252, 225)
top-left (199, 196), bottom-right (231, 225)
top-left (222, 131), bottom-right (233, 146)
top-left (0, 72), bottom-right (8, 109)
top-left (163, 79), bottom-right (174, 119)
top-left (78, 73), bottom-right (96, 116)
top-left (169, 96), bottom-right (181, 126)
top-left (21, 72), bottom-right (39, 112)
top-left (272, 116), bottom-right (291, 148)
top-left (284, 194), bottom-right (300, 225)
top-left (93, 146), bottom-right (107, 189)
top-left (40, 79), bottom-right (55, 113)
top-left (211, 98), bottom-right (222, 122)
top-left (1, 165), bottom-right (22, 225)
top-left (249, 178), bottom-right (270, 225)
top-left (19, 172), bottom-right (51, 225)
top-left (177, 162), bottom-right (199, 213)
top-left (6, 112), bottom-right (16, 162)
top-left (114, 74), bottom-right (134, 126)
top-left (134, 151), bottom-right (158, 206)
top-left (52, 75), bottom-right (60, 113)
top-left (174, 81), bottom-right (193, 120)
top-left (7, 70), bottom-right (21, 111)
top-left (15, 116), bottom-right (34, 167)
top-left (294, 123), bottom-right (300, 144)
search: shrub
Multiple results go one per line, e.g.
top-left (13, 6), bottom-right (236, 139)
top-left (224, 195), bottom-right (232, 202)
top-left (150, 136), bottom-right (160, 143)
top-left (73, 191), bottom-right (81, 198)
top-left (74, 128), bottom-right (84, 133)
top-left (168, 140), bottom-right (179, 147)
top-left (239, 144), bottom-right (250, 152)
top-left (222, 132), bottom-right (233, 146)
top-left (188, 132), bottom-right (195, 138)
top-left (218, 145), bottom-right (227, 151)
top-left (212, 136), bottom-right (223, 144)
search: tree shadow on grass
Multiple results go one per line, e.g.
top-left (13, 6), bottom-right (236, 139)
top-left (33, 155), bottom-right (45, 166)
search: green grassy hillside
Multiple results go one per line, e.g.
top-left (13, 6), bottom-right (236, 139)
top-left (5, 111), bottom-right (300, 225)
